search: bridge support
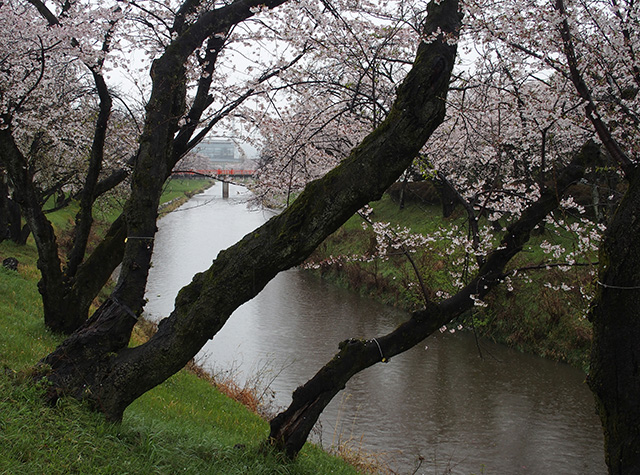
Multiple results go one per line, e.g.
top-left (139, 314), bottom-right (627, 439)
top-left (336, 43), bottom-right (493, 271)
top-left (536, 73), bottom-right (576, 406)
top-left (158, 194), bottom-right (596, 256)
top-left (222, 181), bottom-right (229, 198)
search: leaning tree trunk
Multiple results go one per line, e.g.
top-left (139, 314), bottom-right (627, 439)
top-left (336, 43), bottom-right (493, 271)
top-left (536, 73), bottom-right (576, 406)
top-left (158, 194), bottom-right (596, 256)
top-left (39, 0), bottom-right (461, 422)
top-left (588, 165), bottom-right (640, 474)
top-left (267, 142), bottom-right (592, 457)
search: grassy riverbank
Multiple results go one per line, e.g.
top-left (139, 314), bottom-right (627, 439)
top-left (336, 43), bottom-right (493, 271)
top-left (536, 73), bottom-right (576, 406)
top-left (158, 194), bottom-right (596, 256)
top-left (305, 193), bottom-right (594, 370)
top-left (0, 178), bottom-right (361, 474)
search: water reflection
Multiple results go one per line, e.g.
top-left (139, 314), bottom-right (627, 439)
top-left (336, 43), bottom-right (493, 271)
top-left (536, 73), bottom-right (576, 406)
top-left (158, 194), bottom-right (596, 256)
top-left (144, 184), bottom-right (605, 474)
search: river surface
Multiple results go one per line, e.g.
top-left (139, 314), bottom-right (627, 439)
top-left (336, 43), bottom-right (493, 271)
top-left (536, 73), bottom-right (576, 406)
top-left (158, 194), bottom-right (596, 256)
top-left (144, 183), bottom-right (606, 474)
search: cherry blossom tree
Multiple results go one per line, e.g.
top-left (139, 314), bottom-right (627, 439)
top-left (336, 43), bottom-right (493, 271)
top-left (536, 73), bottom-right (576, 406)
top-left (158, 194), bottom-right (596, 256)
top-left (0, 0), bottom-right (138, 331)
top-left (0, 0), bottom-right (303, 333)
top-left (460, 0), bottom-right (640, 470)
top-left (249, 0), bottom-right (638, 465)
top-left (261, 20), bottom-right (604, 454)
top-left (0, 0), bottom-right (634, 468)
top-left (34, 0), bottom-right (462, 454)
top-left (283, 0), bottom-right (637, 466)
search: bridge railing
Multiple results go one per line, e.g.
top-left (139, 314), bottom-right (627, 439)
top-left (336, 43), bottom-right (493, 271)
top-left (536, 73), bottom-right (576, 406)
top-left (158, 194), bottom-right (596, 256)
top-left (173, 169), bottom-right (255, 177)
top-left (213, 169), bottom-right (254, 176)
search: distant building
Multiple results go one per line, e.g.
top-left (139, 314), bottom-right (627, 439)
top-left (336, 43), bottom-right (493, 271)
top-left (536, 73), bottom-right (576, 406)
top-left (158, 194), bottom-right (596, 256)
top-left (175, 137), bottom-right (256, 173)
top-left (192, 139), bottom-right (237, 163)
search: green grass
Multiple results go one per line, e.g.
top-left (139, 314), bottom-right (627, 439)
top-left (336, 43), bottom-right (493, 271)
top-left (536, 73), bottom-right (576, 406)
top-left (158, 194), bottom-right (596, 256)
top-left (308, 193), bottom-right (595, 369)
top-left (0, 369), bottom-right (358, 474)
top-left (0, 178), bottom-right (361, 475)
top-left (0, 247), bottom-right (58, 371)
top-left (158, 177), bottom-right (213, 204)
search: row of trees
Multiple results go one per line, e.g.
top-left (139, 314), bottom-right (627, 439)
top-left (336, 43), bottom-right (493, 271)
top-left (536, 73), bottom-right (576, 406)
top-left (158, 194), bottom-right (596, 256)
top-left (0, 0), bottom-right (638, 471)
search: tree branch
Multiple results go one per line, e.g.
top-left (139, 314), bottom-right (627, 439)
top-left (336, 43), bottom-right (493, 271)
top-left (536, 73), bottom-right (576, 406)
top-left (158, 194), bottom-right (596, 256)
top-left (268, 138), bottom-right (591, 457)
top-left (41, 0), bottom-right (462, 421)
top-left (554, 0), bottom-right (635, 176)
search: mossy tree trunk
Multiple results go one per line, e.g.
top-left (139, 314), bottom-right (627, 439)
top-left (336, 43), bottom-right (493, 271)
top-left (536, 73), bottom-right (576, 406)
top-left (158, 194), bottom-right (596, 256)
top-left (40, 0), bottom-right (461, 422)
top-left (0, 0), bottom-right (282, 334)
top-left (588, 166), bottom-right (640, 474)
top-left (267, 141), bottom-right (592, 457)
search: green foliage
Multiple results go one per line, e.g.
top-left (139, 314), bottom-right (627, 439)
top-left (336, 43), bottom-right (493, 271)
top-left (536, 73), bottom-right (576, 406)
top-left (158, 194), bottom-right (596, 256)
top-left (307, 193), bottom-right (594, 369)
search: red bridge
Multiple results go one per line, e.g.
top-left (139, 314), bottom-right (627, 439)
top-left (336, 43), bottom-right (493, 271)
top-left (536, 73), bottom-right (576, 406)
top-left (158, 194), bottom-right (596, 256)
top-left (173, 169), bottom-right (255, 178)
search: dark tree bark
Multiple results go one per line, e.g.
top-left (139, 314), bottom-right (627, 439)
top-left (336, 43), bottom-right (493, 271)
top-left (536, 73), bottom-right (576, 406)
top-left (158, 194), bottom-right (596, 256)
top-left (0, 128), bottom-right (68, 326)
top-left (0, 172), bottom-right (23, 243)
top-left (39, 0), bottom-right (461, 423)
top-left (65, 69), bottom-right (113, 278)
top-left (434, 176), bottom-right (459, 218)
top-left (267, 140), bottom-right (593, 458)
top-left (588, 166), bottom-right (640, 474)
top-left (0, 123), bottom-right (126, 333)
top-left (0, 173), bottom-right (10, 242)
top-left (0, 0), bottom-right (276, 334)
top-left (554, 2), bottom-right (640, 471)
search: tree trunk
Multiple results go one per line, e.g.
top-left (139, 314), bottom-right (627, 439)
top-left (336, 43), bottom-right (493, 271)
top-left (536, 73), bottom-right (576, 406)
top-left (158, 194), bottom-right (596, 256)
top-left (398, 173), bottom-right (408, 210)
top-left (588, 166), bottom-right (640, 474)
top-left (267, 142), bottom-right (591, 457)
top-left (41, 216), bottom-right (127, 333)
top-left (39, 0), bottom-right (461, 422)
top-left (0, 125), bottom-right (126, 333)
top-left (434, 176), bottom-right (459, 218)
top-left (65, 70), bottom-right (112, 278)
top-left (0, 127), bottom-right (69, 328)
top-left (0, 173), bottom-right (13, 243)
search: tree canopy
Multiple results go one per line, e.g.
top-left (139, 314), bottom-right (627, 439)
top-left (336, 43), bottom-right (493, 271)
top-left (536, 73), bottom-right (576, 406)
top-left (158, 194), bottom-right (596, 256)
top-left (0, 0), bottom-right (639, 471)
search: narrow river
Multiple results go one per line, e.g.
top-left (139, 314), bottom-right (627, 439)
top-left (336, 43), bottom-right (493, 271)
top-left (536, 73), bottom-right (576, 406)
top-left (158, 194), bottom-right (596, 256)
top-left (144, 184), bottom-right (606, 474)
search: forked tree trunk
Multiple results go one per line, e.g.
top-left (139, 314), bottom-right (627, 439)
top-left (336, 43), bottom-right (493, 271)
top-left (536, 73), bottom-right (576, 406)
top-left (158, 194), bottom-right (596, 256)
top-left (0, 125), bottom-right (127, 333)
top-left (588, 166), bottom-right (640, 474)
top-left (39, 0), bottom-right (461, 422)
top-left (41, 217), bottom-right (127, 333)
